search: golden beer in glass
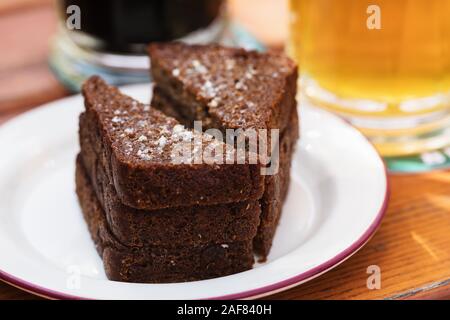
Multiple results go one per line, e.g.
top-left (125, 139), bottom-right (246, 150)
top-left (288, 0), bottom-right (450, 158)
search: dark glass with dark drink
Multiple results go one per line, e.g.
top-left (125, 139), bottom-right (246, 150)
top-left (59, 0), bottom-right (226, 54)
top-left (50, 0), bottom-right (227, 89)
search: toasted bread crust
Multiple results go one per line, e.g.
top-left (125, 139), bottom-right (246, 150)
top-left (253, 108), bottom-right (299, 259)
top-left (82, 76), bottom-right (264, 210)
top-left (77, 43), bottom-right (299, 283)
top-left (75, 162), bottom-right (254, 283)
top-left (149, 42), bottom-right (298, 133)
top-left (149, 43), bottom-right (299, 259)
top-left (76, 144), bottom-right (260, 246)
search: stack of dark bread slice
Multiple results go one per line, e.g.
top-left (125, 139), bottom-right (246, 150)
top-left (76, 43), bottom-right (298, 283)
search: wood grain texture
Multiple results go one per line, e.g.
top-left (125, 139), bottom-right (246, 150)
top-left (0, 282), bottom-right (41, 300)
top-left (269, 171), bottom-right (450, 300)
top-left (0, 0), bottom-right (449, 300)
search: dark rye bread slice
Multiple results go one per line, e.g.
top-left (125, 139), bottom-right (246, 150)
top-left (76, 139), bottom-right (260, 246)
top-left (80, 106), bottom-right (296, 255)
top-left (149, 42), bottom-right (298, 136)
top-left (254, 107), bottom-right (299, 259)
top-left (75, 162), bottom-right (254, 283)
top-left (82, 76), bottom-right (264, 210)
top-left (151, 86), bottom-right (192, 128)
top-left (152, 79), bottom-right (300, 258)
top-left (148, 43), bottom-right (299, 259)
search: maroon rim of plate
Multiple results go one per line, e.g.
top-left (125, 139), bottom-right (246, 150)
top-left (215, 169), bottom-right (389, 300)
top-left (0, 109), bottom-right (390, 300)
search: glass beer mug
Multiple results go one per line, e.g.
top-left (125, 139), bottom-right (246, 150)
top-left (288, 0), bottom-right (450, 172)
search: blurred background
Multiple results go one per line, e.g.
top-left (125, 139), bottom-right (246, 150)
top-left (1, 0), bottom-right (448, 172)
top-left (0, 0), bottom-right (287, 122)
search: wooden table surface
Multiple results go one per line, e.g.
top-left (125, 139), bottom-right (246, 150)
top-left (1, 0), bottom-right (449, 300)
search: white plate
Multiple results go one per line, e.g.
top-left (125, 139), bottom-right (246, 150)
top-left (0, 84), bottom-right (388, 300)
